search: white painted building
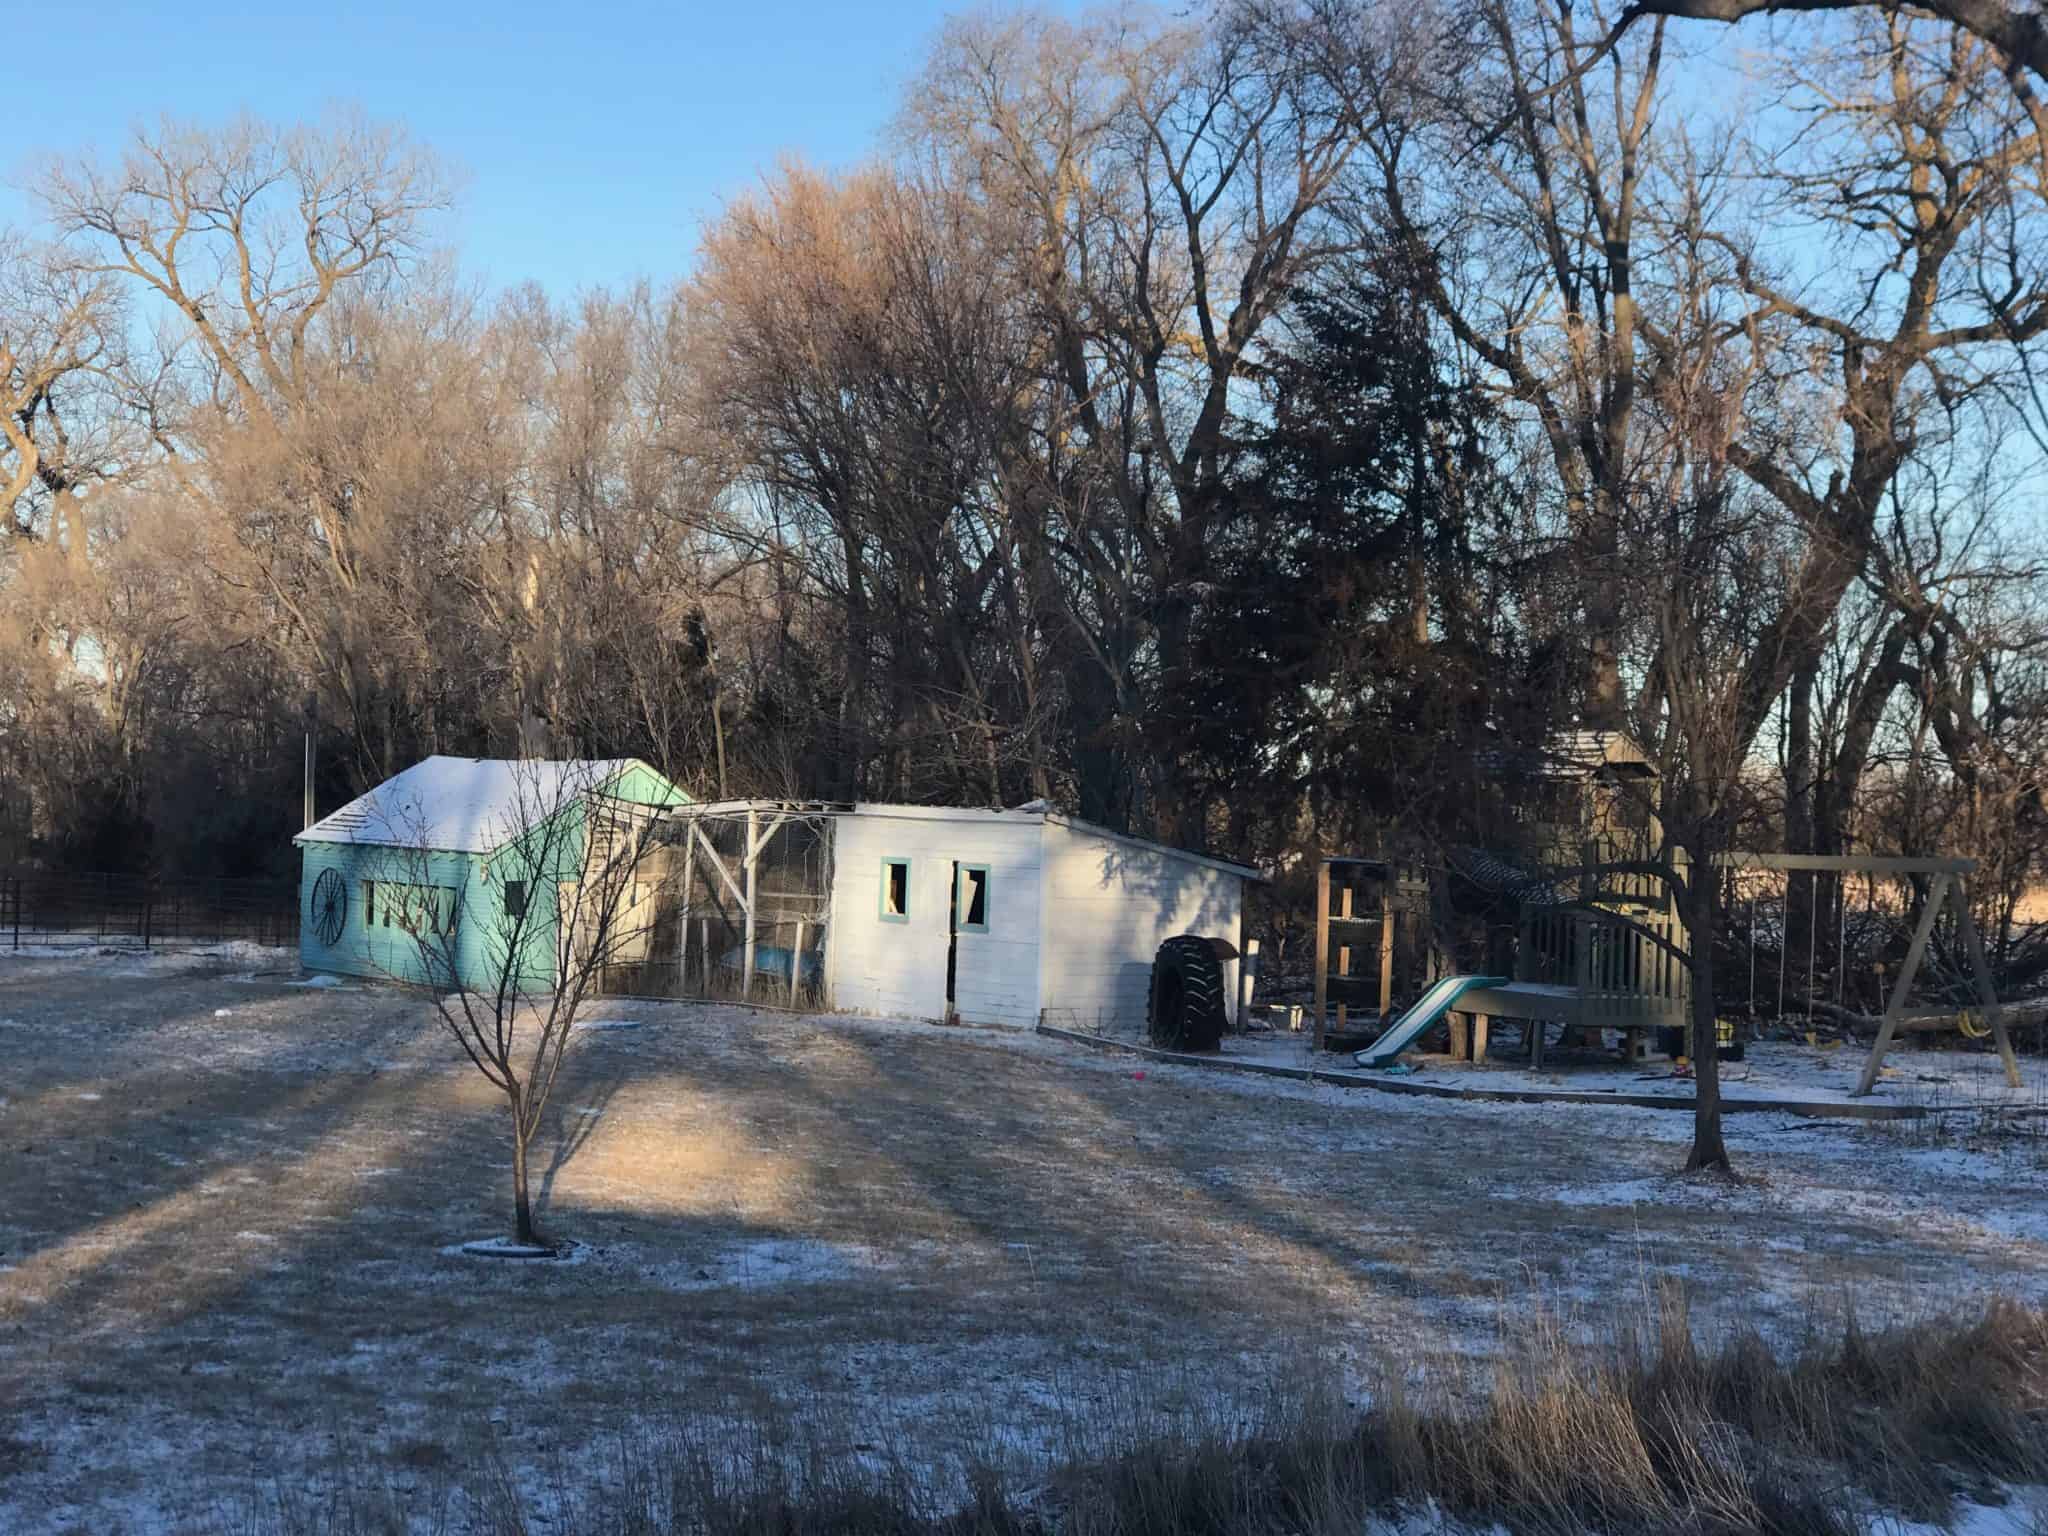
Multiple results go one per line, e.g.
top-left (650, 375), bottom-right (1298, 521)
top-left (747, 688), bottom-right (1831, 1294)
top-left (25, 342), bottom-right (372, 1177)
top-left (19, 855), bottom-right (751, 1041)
top-left (660, 800), bottom-right (1261, 1031)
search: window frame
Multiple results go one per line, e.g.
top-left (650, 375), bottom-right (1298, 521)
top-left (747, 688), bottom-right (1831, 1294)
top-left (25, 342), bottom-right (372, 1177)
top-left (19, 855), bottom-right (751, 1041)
top-left (878, 858), bottom-right (911, 924)
top-left (956, 864), bottom-right (991, 934)
top-left (503, 878), bottom-right (529, 921)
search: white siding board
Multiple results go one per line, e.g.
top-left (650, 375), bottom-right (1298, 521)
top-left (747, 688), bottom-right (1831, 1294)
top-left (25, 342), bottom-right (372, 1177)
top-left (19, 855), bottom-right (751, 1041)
top-left (825, 813), bottom-right (1043, 1027)
top-left (1037, 822), bottom-right (1244, 1031)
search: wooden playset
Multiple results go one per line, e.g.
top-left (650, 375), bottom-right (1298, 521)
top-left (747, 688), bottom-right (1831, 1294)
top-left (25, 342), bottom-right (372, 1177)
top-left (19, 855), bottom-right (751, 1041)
top-left (1310, 734), bottom-right (2021, 1096)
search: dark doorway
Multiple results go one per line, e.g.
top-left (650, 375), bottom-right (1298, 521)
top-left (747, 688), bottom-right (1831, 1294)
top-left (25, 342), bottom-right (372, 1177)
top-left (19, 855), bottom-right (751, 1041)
top-left (946, 859), bottom-right (961, 1018)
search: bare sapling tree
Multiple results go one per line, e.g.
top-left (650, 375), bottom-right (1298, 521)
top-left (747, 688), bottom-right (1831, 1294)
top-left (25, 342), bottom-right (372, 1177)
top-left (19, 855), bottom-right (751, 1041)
top-left (383, 761), bottom-right (668, 1249)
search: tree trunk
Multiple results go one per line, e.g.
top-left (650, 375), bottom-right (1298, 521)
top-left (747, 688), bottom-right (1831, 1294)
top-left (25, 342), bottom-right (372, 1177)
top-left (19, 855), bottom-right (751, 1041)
top-left (1407, 427), bottom-right (1430, 647)
top-left (1783, 661), bottom-right (1817, 970)
top-left (511, 1110), bottom-right (537, 1245)
top-left (837, 533), bottom-right (871, 801)
top-left (1683, 853), bottom-right (1730, 1172)
top-left (1583, 490), bottom-right (1625, 728)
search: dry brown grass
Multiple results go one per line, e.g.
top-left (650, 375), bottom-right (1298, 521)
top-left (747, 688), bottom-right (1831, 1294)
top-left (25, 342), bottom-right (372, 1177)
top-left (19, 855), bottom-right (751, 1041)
top-left (213, 1297), bottom-right (2048, 1535)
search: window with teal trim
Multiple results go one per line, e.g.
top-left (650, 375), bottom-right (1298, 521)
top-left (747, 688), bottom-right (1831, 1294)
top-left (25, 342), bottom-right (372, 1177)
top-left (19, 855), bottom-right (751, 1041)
top-left (880, 858), bottom-right (910, 922)
top-left (957, 865), bottom-right (990, 932)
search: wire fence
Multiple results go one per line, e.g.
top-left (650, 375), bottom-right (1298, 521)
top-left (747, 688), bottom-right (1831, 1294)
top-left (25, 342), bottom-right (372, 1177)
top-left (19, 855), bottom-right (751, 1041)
top-left (1, 869), bottom-right (300, 954)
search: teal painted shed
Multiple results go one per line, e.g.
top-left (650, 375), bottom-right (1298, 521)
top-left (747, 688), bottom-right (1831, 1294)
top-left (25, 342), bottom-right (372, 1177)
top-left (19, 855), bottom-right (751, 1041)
top-left (293, 757), bottom-right (687, 989)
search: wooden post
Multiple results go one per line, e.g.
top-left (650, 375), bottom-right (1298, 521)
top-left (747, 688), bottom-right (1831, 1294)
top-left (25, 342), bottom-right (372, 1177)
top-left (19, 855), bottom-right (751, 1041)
top-left (1449, 1012), bottom-right (1468, 1059)
top-left (790, 919), bottom-right (807, 1005)
top-left (1313, 860), bottom-right (1331, 1052)
top-left (1340, 883), bottom-right (1353, 920)
top-left (742, 807), bottom-right (759, 999)
top-left (677, 826), bottom-right (696, 993)
top-left (1953, 878), bottom-right (2022, 1089)
top-left (699, 917), bottom-right (711, 994)
top-left (1855, 871), bottom-right (1948, 1096)
top-left (1378, 884), bottom-right (1395, 1017)
top-left (1472, 1013), bottom-right (1490, 1062)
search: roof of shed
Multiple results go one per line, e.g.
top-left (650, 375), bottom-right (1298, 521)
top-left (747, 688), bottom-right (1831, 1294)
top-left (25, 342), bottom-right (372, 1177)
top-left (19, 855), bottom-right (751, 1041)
top-left (294, 756), bottom-right (648, 854)
top-left (1551, 729), bottom-right (1655, 772)
top-left (662, 797), bottom-right (1266, 881)
top-left (1479, 727), bottom-right (1659, 780)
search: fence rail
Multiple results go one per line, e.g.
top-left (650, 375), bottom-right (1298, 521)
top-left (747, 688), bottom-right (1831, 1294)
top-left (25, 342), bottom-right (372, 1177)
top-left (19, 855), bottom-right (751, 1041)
top-left (1, 869), bottom-right (299, 954)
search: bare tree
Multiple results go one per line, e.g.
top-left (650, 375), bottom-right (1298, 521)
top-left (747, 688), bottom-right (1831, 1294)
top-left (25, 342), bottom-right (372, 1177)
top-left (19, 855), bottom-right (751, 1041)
top-left (691, 159), bottom-right (1051, 806)
top-left (1304, 0), bottom-right (1671, 726)
top-left (1674, 20), bottom-right (2048, 782)
top-left (0, 233), bottom-right (122, 550)
top-left (385, 761), bottom-right (669, 1248)
top-left (908, 5), bottom-right (1412, 835)
top-left (35, 114), bottom-right (458, 787)
top-left (37, 113), bottom-right (448, 439)
top-left (1609, 0), bottom-right (2048, 91)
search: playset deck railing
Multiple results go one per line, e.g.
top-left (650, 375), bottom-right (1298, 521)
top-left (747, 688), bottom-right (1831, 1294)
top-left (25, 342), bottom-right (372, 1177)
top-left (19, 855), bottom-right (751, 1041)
top-left (1516, 902), bottom-right (1689, 1029)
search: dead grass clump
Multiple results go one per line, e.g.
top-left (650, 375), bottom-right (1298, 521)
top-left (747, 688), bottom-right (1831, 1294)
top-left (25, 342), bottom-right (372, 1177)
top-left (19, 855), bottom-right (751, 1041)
top-left (1046, 1297), bottom-right (2044, 1536)
top-left (1607, 1289), bottom-right (2048, 1522)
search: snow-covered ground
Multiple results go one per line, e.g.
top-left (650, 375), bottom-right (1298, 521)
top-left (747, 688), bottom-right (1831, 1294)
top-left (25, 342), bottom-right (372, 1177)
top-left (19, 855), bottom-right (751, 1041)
top-left (3, 950), bottom-right (2047, 1532)
top-left (0, 937), bottom-right (297, 978)
top-left (1153, 1024), bottom-right (2048, 1114)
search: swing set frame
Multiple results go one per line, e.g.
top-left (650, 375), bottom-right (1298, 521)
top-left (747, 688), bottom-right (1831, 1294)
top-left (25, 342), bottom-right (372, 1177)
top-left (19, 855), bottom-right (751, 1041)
top-left (1718, 852), bottom-right (2021, 1097)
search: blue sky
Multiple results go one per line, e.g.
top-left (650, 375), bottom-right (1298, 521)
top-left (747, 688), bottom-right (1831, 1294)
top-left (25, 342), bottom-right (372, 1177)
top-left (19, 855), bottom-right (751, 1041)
top-left (4, 0), bottom-right (999, 296)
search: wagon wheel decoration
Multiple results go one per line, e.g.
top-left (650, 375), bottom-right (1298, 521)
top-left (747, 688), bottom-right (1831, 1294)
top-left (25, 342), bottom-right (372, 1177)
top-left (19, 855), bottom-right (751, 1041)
top-left (309, 868), bottom-right (349, 948)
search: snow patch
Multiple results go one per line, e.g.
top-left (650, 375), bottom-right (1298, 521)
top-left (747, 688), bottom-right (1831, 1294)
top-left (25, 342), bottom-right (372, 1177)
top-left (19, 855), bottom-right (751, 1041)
top-left (446, 1237), bottom-right (578, 1261)
top-left (0, 940), bottom-right (297, 976)
top-left (670, 1237), bottom-right (877, 1290)
top-left (1880, 1487), bottom-right (2048, 1535)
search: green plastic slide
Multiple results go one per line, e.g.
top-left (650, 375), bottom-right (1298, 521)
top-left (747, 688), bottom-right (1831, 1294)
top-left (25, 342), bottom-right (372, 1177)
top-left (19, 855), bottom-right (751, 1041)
top-left (1351, 975), bottom-right (1510, 1069)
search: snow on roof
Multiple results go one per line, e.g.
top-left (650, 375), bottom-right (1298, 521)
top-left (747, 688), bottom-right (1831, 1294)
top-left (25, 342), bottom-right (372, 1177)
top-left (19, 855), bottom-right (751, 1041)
top-left (294, 757), bottom-right (648, 854)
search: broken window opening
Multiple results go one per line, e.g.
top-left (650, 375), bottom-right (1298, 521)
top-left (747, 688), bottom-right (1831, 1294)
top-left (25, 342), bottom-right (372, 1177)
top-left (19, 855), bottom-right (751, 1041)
top-left (957, 865), bottom-right (989, 932)
top-left (880, 859), bottom-right (910, 922)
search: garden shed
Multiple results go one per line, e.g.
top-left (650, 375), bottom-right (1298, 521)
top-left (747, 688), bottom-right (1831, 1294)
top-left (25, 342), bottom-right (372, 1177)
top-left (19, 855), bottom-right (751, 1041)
top-left (294, 756), bottom-right (686, 989)
top-left (646, 799), bottom-right (1262, 1030)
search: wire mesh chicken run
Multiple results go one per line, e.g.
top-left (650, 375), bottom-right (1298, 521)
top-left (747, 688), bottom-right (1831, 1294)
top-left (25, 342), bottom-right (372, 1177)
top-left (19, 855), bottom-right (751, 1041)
top-left (592, 803), bottom-right (836, 1009)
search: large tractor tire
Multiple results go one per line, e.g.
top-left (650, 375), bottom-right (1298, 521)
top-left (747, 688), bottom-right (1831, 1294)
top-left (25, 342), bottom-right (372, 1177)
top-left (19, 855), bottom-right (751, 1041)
top-left (1148, 935), bottom-right (1229, 1052)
